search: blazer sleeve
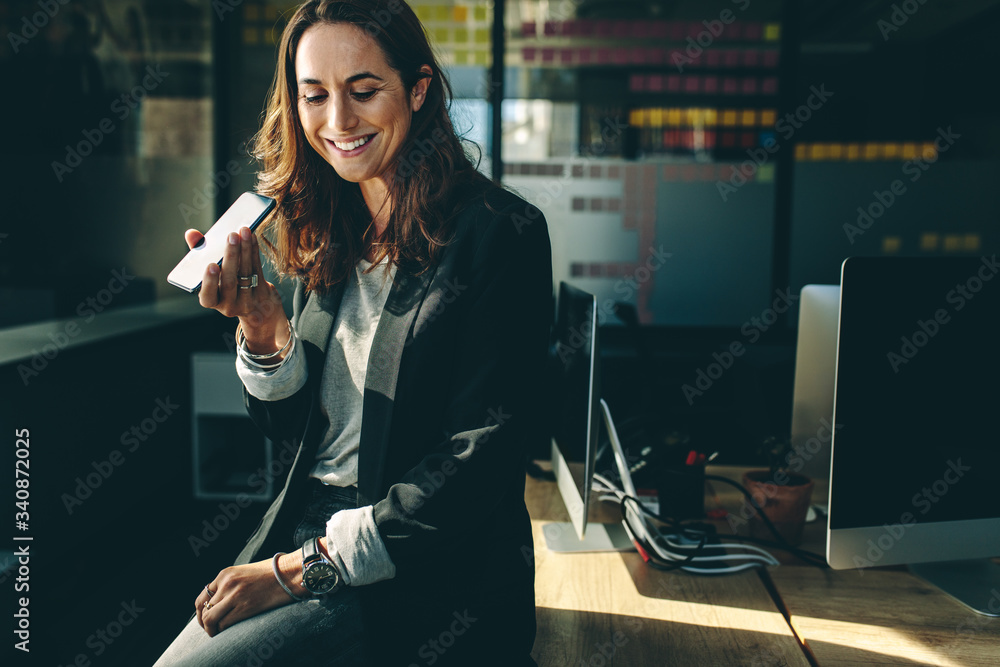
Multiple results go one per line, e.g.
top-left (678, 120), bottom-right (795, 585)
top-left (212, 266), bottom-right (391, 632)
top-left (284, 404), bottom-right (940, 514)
top-left (370, 197), bottom-right (554, 571)
top-left (242, 278), bottom-right (313, 446)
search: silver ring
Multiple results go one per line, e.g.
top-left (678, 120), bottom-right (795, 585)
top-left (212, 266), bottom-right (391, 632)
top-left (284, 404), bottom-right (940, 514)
top-left (238, 274), bottom-right (258, 287)
top-left (204, 585), bottom-right (215, 598)
top-left (238, 285), bottom-right (253, 290)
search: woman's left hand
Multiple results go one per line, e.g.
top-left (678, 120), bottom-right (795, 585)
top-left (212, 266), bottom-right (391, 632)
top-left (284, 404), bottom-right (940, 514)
top-left (195, 552), bottom-right (307, 637)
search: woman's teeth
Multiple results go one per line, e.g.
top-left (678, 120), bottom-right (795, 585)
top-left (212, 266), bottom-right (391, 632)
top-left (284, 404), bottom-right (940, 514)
top-left (333, 135), bottom-right (373, 151)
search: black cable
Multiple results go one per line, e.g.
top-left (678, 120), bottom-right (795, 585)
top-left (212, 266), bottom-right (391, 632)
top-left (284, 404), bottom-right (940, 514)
top-left (619, 496), bottom-right (709, 571)
top-left (703, 474), bottom-right (828, 568)
top-left (615, 477), bottom-right (827, 568)
top-left (620, 495), bottom-right (781, 574)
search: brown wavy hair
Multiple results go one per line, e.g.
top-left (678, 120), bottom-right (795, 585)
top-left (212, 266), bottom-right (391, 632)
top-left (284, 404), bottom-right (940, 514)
top-left (251, 0), bottom-right (491, 294)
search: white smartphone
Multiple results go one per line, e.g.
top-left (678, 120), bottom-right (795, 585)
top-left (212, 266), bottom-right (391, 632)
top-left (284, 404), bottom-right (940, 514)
top-left (167, 192), bottom-right (276, 293)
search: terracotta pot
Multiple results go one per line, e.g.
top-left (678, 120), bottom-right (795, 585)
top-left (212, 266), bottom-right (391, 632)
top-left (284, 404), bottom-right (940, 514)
top-left (741, 469), bottom-right (814, 545)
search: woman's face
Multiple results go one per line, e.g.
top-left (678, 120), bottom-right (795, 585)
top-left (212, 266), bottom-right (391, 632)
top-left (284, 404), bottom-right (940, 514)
top-left (294, 22), bottom-right (429, 188)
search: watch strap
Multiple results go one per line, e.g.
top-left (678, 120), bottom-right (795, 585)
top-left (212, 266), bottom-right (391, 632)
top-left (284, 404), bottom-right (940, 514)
top-left (302, 535), bottom-right (322, 564)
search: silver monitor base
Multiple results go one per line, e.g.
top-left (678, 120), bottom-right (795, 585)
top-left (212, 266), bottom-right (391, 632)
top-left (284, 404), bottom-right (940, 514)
top-left (909, 558), bottom-right (1000, 617)
top-left (543, 521), bottom-right (634, 553)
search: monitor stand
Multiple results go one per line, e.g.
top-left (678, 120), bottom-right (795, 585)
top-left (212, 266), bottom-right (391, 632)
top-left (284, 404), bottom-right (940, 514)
top-left (909, 558), bottom-right (1000, 617)
top-left (544, 521), bottom-right (633, 553)
top-left (545, 399), bottom-right (640, 554)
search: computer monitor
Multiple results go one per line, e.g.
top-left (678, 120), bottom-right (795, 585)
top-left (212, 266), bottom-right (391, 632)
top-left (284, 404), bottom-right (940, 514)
top-left (789, 285), bottom-right (840, 482)
top-left (546, 282), bottom-right (633, 552)
top-left (827, 256), bottom-right (1000, 615)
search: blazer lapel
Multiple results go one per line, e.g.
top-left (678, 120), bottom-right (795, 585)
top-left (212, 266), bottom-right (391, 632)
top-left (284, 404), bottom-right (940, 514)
top-left (286, 265), bottom-right (437, 505)
top-left (358, 265), bottom-right (437, 504)
top-left (301, 283), bottom-right (349, 449)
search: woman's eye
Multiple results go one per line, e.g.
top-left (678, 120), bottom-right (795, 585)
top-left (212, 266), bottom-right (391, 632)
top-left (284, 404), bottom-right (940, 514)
top-left (352, 90), bottom-right (377, 101)
top-left (303, 94), bottom-right (327, 104)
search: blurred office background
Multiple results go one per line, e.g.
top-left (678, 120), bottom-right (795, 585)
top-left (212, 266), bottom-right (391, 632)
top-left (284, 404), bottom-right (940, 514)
top-left (0, 0), bottom-right (998, 664)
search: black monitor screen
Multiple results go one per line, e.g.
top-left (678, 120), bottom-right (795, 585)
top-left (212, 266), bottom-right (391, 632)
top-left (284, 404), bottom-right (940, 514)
top-left (830, 256), bottom-right (1000, 530)
top-left (550, 283), bottom-right (601, 516)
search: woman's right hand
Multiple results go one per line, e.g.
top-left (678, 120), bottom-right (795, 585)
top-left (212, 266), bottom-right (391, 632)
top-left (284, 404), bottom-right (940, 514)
top-left (184, 226), bottom-right (290, 358)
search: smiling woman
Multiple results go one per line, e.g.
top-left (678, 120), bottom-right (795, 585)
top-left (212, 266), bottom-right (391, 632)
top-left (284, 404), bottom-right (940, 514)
top-left (152, 1), bottom-right (552, 666)
top-left (294, 22), bottom-right (432, 226)
top-left (251, 0), bottom-right (481, 293)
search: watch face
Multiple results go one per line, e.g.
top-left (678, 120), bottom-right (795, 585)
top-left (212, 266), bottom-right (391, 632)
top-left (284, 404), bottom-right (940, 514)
top-left (302, 562), bottom-right (339, 594)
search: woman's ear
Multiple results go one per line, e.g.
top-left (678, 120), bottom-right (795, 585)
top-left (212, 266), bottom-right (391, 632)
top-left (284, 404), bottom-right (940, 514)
top-left (410, 65), bottom-right (433, 112)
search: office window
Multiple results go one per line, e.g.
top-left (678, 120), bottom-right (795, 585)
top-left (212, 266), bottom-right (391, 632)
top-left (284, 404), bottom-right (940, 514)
top-left (788, 1), bottom-right (1000, 294)
top-left (502, 0), bottom-right (785, 326)
top-left (0, 0), bottom-right (213, 327)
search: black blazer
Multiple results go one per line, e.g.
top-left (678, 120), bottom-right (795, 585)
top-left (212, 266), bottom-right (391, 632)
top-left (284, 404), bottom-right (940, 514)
top-left (234, 186), bottom-right (553, 666)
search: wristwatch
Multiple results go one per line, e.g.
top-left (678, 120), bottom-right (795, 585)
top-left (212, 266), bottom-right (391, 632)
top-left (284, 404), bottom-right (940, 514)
top-left (301, 536), bottom-right (343, 596)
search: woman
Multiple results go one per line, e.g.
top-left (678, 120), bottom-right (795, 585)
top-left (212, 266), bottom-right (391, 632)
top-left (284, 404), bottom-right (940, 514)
top-left (153, 1), bottom-right (552, 665)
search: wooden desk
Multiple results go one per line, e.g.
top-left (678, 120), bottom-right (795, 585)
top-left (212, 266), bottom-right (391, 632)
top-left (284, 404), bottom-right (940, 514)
top-left (526, 465), bottom-right (1000, 666)
top-left (525, 468), bottom-right (811, 666)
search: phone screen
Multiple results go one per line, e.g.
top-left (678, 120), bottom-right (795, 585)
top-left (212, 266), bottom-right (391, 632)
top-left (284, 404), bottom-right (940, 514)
top-left (167, 192), bottom-right (276, 293)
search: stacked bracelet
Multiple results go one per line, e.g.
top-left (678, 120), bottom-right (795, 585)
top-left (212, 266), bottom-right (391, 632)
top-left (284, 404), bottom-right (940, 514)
top-left (236, 320), bottom-right (294, 370)
top-left (272, 552), bottom-right (307, 602)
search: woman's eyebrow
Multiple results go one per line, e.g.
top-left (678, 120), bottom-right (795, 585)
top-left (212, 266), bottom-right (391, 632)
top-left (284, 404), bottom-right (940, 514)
top-left (346, 72), bottom-right (384, 83)
top-left (297, 72), bottom-right (384, 86)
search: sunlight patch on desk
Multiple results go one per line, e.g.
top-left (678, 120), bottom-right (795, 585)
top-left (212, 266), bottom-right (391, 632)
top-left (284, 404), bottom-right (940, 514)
top-left (535, 599), bottom-right (792, 635)
top-left (790, 616), bottom-right (966, 667)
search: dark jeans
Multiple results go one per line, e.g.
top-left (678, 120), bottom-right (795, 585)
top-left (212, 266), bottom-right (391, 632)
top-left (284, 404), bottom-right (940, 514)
top-left (153, 482), bottom-right (364, 666)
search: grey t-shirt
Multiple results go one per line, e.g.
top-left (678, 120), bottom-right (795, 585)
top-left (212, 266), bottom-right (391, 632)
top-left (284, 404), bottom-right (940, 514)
top-left (235, 256), bottom-right (398, 587)
top-left (310, 255), bottom-right (396, 485)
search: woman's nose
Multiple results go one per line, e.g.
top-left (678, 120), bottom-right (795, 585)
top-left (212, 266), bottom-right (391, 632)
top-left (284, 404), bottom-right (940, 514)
top-left (328, 94), bottom-right (358, 133)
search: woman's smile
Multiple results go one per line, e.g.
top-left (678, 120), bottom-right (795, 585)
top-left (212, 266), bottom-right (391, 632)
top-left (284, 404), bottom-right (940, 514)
top-left (326, 133), bottom-right (376, 155)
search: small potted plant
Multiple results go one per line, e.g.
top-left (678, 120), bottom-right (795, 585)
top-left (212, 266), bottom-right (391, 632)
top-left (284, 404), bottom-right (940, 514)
top-left (741, 436), bottom-right (814, 545)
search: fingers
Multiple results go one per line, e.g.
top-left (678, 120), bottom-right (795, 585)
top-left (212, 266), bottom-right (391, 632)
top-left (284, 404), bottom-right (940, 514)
top-left (195, 580), bottom-right (235, 637)
top-left (219, 231), bottom-right (241, 309)
top-left (235, 227), bottom-right (254, 316)
top-left (198, 264), bottom-right (220, 308)
top-left (251, 234), bottom-right (281, 321)
top-left (184, 229), bottom-right (205, 250)
top-left (194, 583), bottom-right (215, 630)
top-left (201, 594), bottom-right (238, 637)
top-left (251, 232), bottom-right (264, 277)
